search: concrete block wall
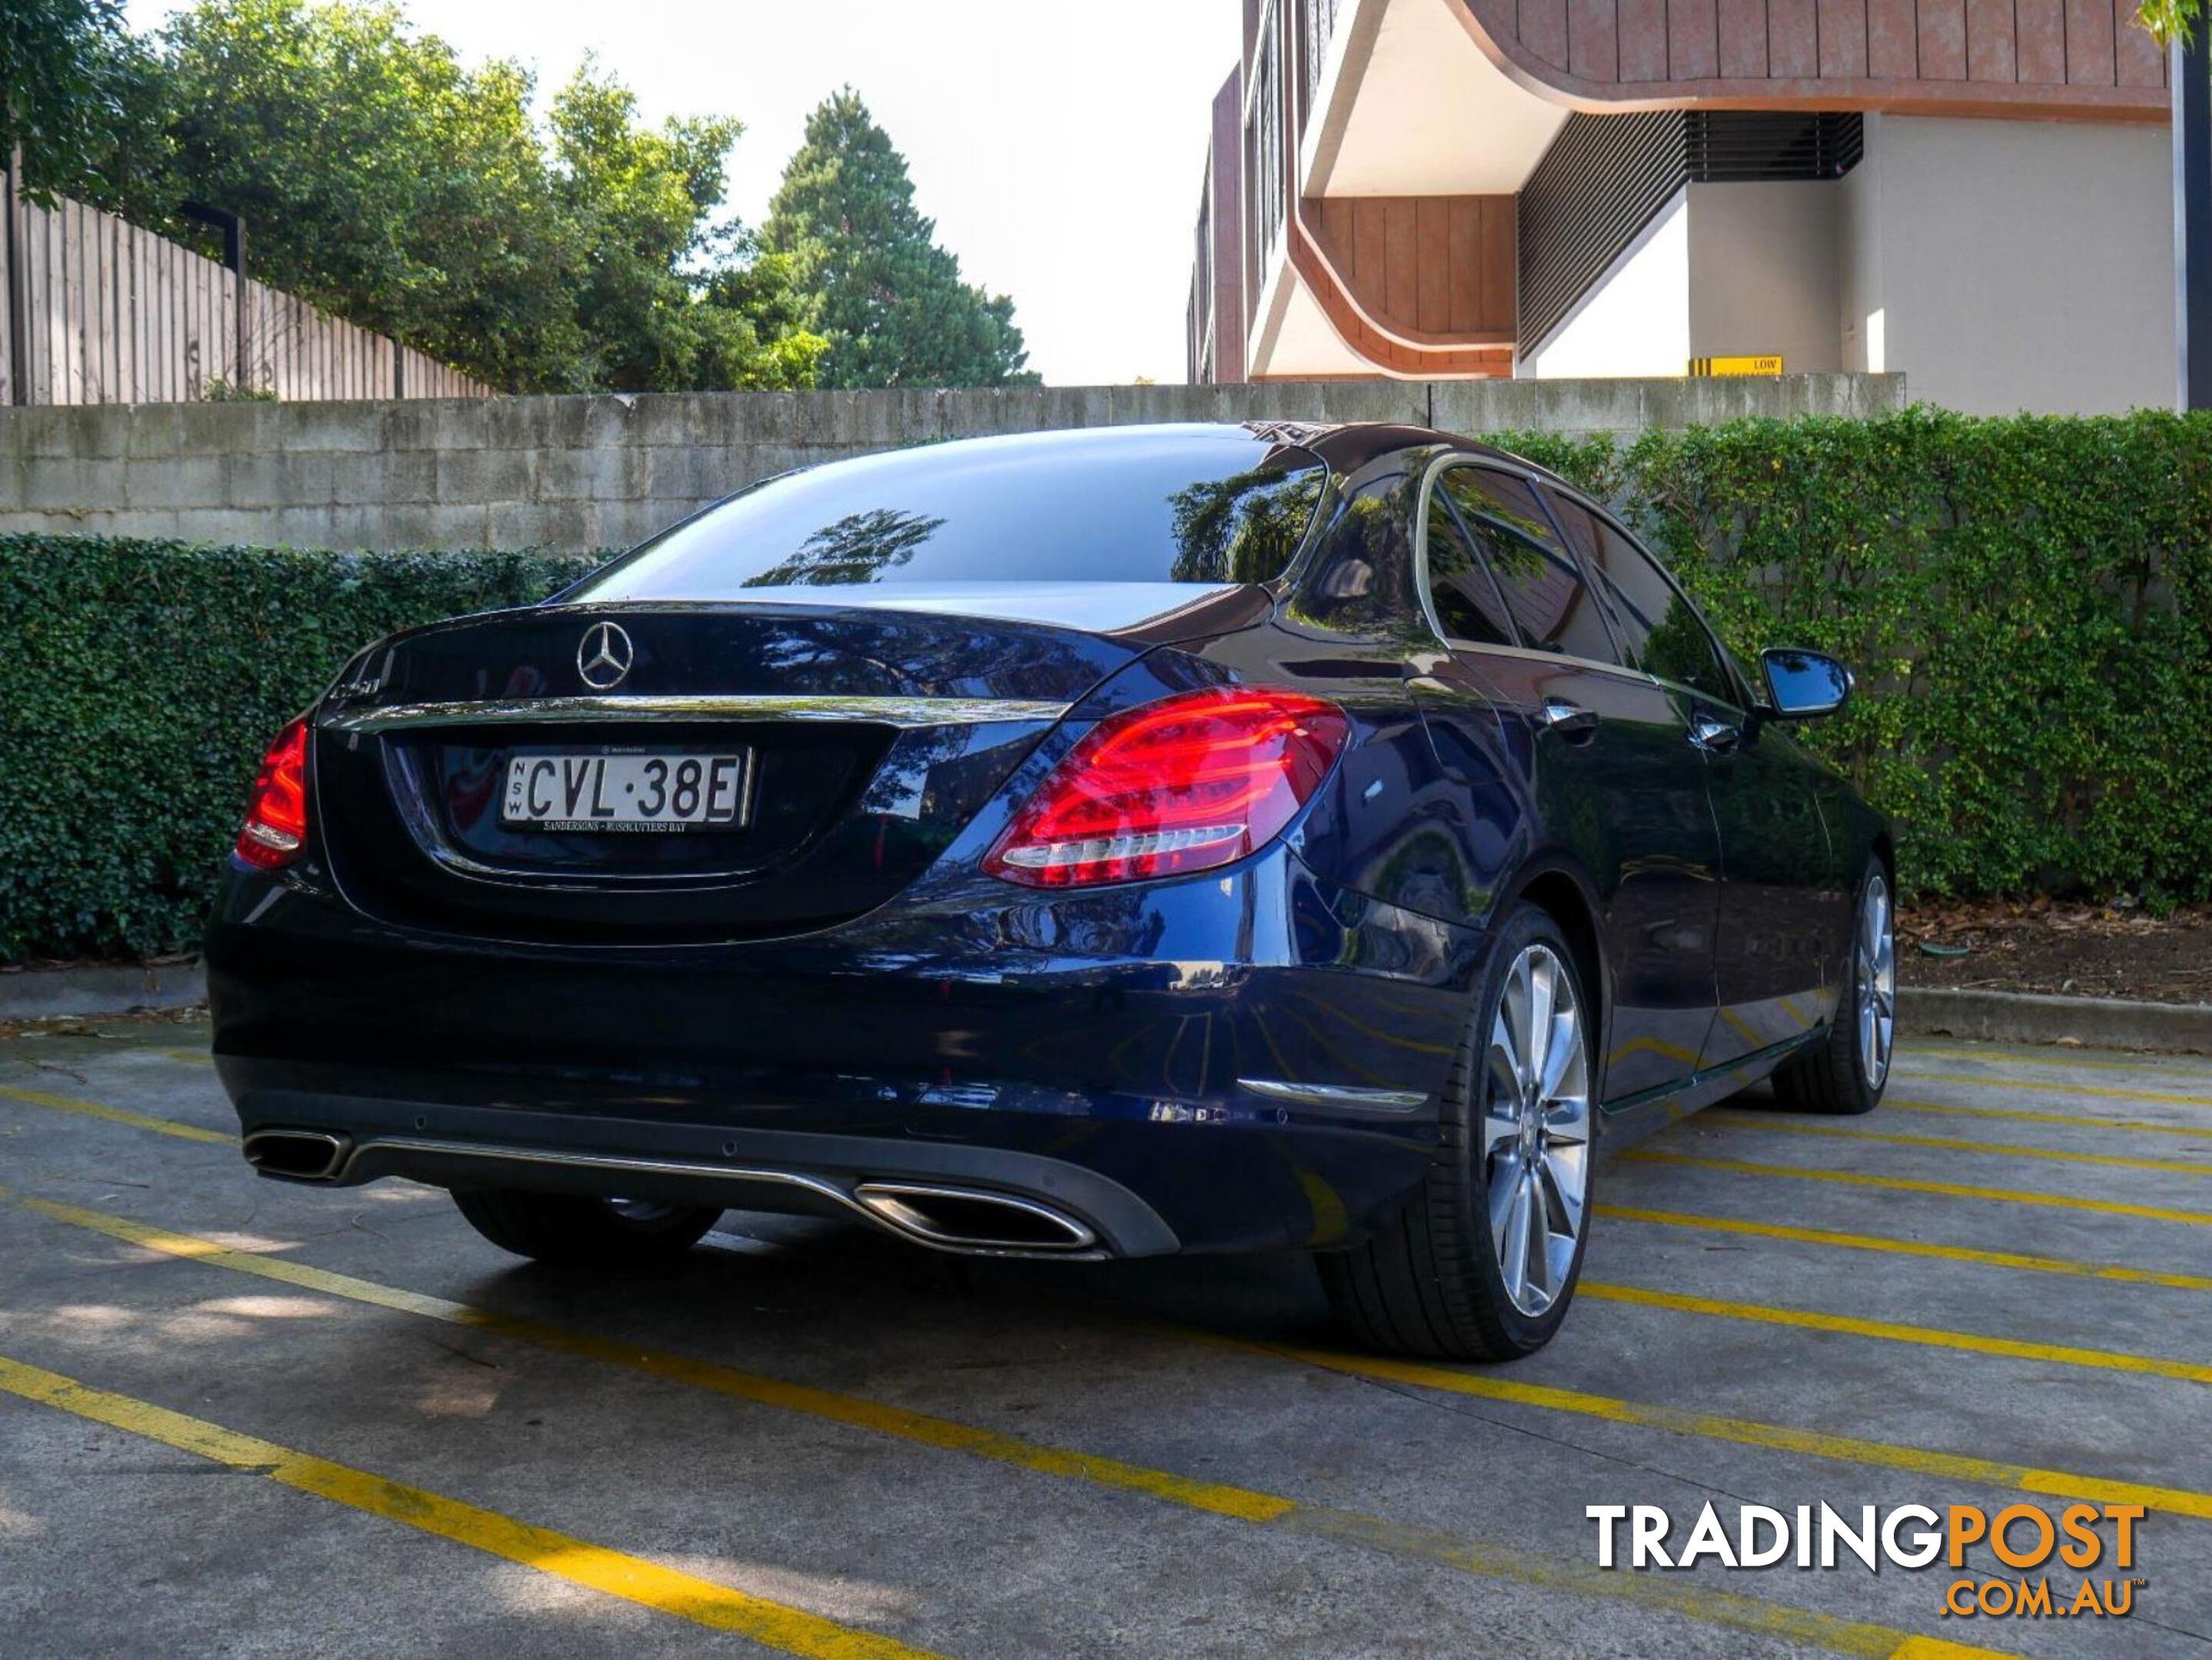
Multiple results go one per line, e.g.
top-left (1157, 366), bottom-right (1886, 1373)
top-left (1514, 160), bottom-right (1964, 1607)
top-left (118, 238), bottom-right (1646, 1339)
top-left (0, 375), bottom-right (1905, 551)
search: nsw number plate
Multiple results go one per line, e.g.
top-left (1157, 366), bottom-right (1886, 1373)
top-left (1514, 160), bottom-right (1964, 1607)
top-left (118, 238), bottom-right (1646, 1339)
top-left (501, 752), bottom-right (750, 832)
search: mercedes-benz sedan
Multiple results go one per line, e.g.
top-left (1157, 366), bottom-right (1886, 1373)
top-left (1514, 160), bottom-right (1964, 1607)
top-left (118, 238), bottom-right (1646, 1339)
top-left (209, 421), bottom-right (1891, 1360)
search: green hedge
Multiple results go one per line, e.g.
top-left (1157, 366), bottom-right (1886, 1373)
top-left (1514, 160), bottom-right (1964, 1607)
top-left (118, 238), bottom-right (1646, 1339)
top-left (1, 542), bottom-right (590, 961)
top-left (1500, 407), bottom-right (2212, 907)
top-left (3, 406), bottom-right (2210, 962)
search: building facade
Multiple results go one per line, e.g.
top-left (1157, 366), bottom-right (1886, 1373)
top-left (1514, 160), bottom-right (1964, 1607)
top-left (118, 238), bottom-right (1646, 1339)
top-left (1189, 0), bottom-right (2172, 413)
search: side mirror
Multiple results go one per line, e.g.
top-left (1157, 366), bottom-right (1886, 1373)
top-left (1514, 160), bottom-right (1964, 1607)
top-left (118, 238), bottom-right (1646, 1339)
top-left (1760, 648), bottom-right (1853, 719)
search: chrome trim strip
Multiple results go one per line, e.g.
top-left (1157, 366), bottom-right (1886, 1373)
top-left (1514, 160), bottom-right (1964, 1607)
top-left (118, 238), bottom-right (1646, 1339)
top-left (334, 1136), bottom-right (1109, 1260)
top-left (320, 694), bottom-right (1073, 735)
top-left (242, 1128), bottom-right (349, 1180)
top-left (1412, 455), bottom-right (1669, 690)
top-left (1237, 1078), bottom-right (1430, 1114)
top-left (852, 1181), bottom-right (1098, 1252)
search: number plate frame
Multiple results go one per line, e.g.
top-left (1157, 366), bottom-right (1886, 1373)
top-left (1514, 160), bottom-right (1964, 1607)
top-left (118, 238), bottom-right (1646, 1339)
top-left (499, 749), bottom-right (754, 834)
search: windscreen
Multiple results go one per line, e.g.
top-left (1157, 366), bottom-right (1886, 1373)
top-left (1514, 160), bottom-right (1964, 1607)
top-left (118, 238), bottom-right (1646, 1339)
top-left (569, 426), bottom-right (1328, 601)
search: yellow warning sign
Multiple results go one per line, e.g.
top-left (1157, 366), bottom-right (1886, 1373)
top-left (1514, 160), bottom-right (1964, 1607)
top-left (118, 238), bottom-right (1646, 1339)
top-left (1689, 355), bottom-right (1785, 377)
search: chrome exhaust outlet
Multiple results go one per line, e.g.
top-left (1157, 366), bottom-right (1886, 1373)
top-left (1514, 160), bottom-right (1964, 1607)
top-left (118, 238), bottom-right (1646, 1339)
top-left (242, 1129), bottom-right (350, 1182)
top-left (852, 1182), bottom-right (1097, 1253)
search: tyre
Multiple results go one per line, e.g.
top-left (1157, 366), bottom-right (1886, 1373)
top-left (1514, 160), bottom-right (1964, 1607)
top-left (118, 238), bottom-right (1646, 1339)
top-left (450, 1189), bottom-right (721, 1267)
top-left (1318, 901), bottom-right (1596, 1361)
top-left (1772, 861), bottom-right (1895, 1117)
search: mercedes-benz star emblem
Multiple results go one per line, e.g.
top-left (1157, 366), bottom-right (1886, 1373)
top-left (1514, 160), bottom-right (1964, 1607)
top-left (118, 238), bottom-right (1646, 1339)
top-left (576, 620), bottom-right (635, 690)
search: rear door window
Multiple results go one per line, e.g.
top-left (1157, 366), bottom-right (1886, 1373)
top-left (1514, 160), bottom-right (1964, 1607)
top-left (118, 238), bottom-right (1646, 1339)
top-left (1544, 492), bottom-right (1738, 704)
top-left (1438, 469), bottom-right (1620, 666)
top-left (1423, 494), bottom-right (1515, 647)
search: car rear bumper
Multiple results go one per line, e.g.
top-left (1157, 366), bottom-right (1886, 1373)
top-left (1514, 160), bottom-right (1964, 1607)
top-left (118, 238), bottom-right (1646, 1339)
top-left (207, 848), bottom-right (1488, 1255)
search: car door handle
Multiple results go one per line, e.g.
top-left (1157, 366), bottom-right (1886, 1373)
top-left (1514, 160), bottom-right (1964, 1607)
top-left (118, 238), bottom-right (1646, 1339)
top-left (1536, 699), bottom-right (1599, 742)
top-left (1689, 713), bottom-right (1742, 754)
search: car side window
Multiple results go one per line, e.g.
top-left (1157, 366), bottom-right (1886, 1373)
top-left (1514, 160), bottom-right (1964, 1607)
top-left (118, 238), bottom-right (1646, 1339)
top-left (1423, 494), bottom-right (1515, 647)
top-left (1544, 491), bottom-right (1737, 705)
top-left (1438, 470), bottom-right (1621, 666)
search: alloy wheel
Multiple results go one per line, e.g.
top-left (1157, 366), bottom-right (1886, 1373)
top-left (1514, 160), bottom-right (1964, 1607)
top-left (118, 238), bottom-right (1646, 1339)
top-left (1479, 945), bottom-right (1592, 1318)
top-left (1858, 873), bottom-right (1896, 1090)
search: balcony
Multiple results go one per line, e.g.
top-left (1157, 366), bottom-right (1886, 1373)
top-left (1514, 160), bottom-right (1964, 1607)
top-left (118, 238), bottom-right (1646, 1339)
top-left (1234, 0), bottom-right (1566, 379)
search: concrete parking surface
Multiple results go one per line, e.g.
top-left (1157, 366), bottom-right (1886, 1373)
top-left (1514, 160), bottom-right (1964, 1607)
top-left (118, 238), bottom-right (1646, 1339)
top-left (2, 1023), bottom-right (2209, 1658)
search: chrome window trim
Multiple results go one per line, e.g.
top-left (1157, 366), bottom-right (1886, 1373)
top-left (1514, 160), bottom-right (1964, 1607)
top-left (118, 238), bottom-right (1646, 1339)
top-left (1534, 476), bottom-right (1758, 715)
top-left (1411, 453), bottom-right (1662, 690)
top-left (320, 694), bottom-right (1073, 735)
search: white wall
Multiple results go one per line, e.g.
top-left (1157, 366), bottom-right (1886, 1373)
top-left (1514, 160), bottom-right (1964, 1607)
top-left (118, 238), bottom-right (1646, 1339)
top-left (1840, 114), bottom-right (2174, 415)
top-left (1527, 182), bottom-right (1845, 378)
top-left (1525, 194), bottom-right (1692, 379)
top-left (1686, 181), bottom-right (1842, 373)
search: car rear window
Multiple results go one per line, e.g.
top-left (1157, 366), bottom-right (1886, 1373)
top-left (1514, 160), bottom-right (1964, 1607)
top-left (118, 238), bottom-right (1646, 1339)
top-left (570, 427), bottom-right (1329, 600)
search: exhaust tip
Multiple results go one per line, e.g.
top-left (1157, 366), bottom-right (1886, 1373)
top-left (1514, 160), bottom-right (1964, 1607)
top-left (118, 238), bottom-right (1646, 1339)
top-left (853, 1182), bottom-right (1097, 1253)
top-left (243, 1129), bottom-right (350, 1182)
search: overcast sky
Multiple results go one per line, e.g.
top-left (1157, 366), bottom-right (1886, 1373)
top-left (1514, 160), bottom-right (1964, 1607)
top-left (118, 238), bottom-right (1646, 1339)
top-left (125, 0), bottom-right (1244, 386)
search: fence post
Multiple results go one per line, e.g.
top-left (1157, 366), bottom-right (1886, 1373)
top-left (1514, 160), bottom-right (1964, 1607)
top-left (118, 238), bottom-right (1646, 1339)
top-left (5, 144), bottom-right (27, 405)
top-left (2177, 37), bottom-right (2212, 411)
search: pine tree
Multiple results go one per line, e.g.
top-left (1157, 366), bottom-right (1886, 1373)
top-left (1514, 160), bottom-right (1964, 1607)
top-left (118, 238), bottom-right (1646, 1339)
top-left (762, 90), bottom-right (1036, 389)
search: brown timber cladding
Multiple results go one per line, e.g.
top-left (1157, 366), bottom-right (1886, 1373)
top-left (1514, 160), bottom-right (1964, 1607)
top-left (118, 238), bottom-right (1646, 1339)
top-left (1307, 197), bottom-right (1518, 341)
top-left (1460, 0), bottom-right (2165, 110)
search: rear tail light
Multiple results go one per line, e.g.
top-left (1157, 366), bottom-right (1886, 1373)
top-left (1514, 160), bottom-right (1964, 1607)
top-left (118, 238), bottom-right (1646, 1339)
top-left (235, 718), bottom-right (310, 870)
top-left (985, 688), bottom-right (1349, 888)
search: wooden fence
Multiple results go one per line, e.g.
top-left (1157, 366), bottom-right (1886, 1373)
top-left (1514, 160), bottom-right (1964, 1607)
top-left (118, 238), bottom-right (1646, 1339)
top-left (1, 184), bottom-right (488, 406)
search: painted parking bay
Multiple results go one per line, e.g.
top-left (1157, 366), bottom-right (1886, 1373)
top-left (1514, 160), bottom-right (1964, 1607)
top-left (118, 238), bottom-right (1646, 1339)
top-left (2, 1021), bottom-right (2207, 1656)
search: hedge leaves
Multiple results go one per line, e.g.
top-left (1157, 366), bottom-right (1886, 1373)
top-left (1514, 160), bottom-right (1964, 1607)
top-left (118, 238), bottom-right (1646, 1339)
top-left (1, 542), bottom-right (587, 960)
top-left (3, 407), bottom-right (2208, 962)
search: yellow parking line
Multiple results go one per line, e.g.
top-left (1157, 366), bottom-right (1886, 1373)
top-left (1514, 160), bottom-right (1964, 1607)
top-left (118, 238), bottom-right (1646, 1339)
top-left (0, 1352), bottom-right (943, 1659)
top-left (1238, 1336), bottom-right (2212, 1523)
top-left (155, 1047), bottom-right (214, 1066)
top-left (0, 1187), bottom-right (2016, 1660)
top-left (5, 1186), bottom-right (1288, 1525)
top-left (1904, 1046), bottom-right (2212, 1078)
top-left (1885, 1097), bottom-right (2212, 1140)
top-left (1619, 1150), bottom-right (2212, 1227)
top-left (1594, 1204), bottom-right (2212, 1294)
top-left (1905, 1072), bottom-right (2212, 1111)
top-left (1703, 1111), bottom-right (2212, 1177)
top-left (0, 1083), bottom-right (231, 1145)
top-left (1577, 1280), bottom-right (2212, 1386)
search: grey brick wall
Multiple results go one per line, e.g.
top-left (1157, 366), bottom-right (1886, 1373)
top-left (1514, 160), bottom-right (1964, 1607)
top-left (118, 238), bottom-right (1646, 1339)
top-left (0, 376), bottom-right (1905, 551)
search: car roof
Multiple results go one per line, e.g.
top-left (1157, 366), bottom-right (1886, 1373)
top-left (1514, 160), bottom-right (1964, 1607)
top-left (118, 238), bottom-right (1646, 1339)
top-left (859, 420), bottom-right (1551, 485)
top-left (1289, 421), bottom-right (1543, 478)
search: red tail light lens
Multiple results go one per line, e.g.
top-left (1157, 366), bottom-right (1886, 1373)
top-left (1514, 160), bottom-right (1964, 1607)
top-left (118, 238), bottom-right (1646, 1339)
top-left (235, 718), bottom-right (310, 870)
top-left (985, 689), bottom-right (1349, 888)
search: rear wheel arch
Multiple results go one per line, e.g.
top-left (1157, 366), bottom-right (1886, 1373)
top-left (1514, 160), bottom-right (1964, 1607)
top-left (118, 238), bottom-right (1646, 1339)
top-left (1870, 829), bottom-right (1897, 888)
top-left (1505, 864), bottom-right (1609, 1101)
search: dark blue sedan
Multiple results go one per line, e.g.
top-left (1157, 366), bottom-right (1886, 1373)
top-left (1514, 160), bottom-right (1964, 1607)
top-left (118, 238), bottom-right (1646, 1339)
top-left (208, 421), bottom-right (1892, 1360)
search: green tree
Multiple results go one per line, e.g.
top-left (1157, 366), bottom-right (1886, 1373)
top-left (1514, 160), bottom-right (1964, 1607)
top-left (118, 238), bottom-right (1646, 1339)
top-left (45, 0), bottom-right (822, 394)
top-left (0, 0), bottom-right (148, 201)
top-left (762, 90), bottom-right (1035, 389)
top-left (2137, 0), bottom-right (2195, 45)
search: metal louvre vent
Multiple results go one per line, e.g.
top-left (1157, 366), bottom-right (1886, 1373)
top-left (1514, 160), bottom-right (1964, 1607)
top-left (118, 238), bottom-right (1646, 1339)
top-left (1685, 112), bottom-right (1864, 182)
top-left (1518, 112), bottom-right (1863, 358)
top-left (1516, 111), bottom-right (1683, 362)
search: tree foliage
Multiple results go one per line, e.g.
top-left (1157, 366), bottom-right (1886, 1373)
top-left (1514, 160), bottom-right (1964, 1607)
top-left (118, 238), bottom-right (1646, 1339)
top-left (18, 0), bottom-right (828, 393)
top-left (762, 91), bottom-right (1035, 390)
top-left (0, 0), bottom-right (148, 202)
top-left (2134, 0), bottom-right (2194, 46)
